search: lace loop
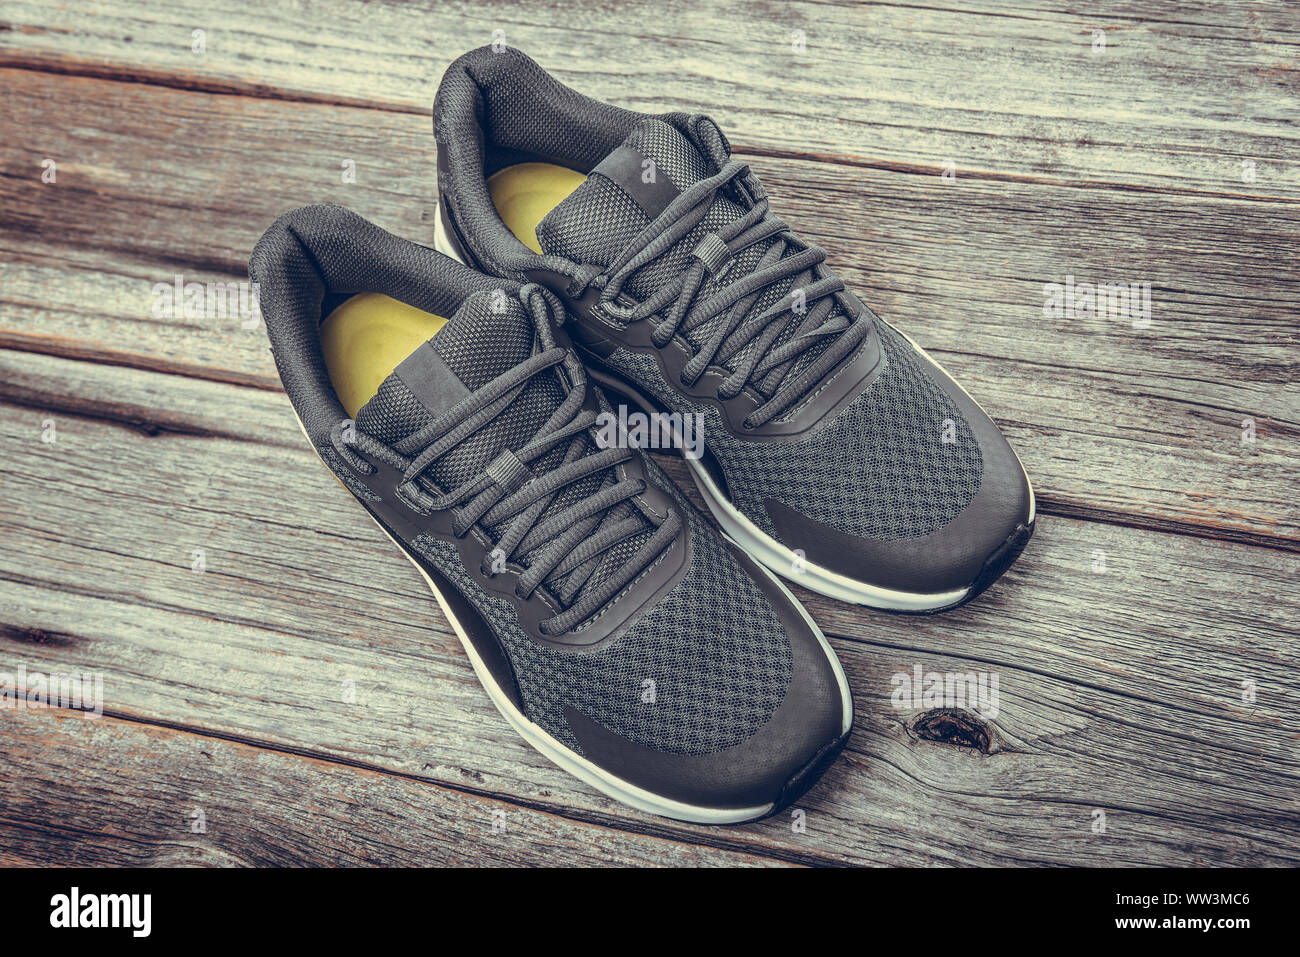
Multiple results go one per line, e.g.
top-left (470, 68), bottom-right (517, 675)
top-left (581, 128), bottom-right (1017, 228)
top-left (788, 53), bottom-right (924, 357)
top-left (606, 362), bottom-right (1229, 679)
top-left (330, 420), bottom-right (374, 475)
top-left (691, 232), bottom-right (731, 277)
top-left (484, 449), bottom-right (531, 496)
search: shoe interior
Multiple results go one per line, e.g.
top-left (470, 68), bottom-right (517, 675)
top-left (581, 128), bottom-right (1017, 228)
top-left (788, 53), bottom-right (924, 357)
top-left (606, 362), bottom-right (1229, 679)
top-left (436, 47), bottom-right (676, 268)
top-left (486, 162), bottom-right (586, 253)
top-left (321, 292), bottom-right (448, 418)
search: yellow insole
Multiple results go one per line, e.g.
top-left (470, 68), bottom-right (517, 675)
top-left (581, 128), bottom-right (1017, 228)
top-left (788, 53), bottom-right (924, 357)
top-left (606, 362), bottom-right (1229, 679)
top-left (321, 292), bottom-right (449, 418)
top-left (487, 162), bottom-right (587, 253)
top-left (320, 163), bottom-right (580, 417)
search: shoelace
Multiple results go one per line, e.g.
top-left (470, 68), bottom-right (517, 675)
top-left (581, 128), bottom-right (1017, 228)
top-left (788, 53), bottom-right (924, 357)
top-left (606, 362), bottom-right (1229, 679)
top-left (570, 159), bottom-right (872, 427)
top-left (332, 285), bottom-right (681, 635)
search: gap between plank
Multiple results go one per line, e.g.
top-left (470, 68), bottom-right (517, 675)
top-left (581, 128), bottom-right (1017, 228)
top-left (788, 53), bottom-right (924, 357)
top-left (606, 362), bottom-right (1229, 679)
top-left (1, 345), bottom-right (1293, 553)
top-left (2, 57), bottom-right (1295, 204)
top-left (3, 698), bottom-right (823, 867)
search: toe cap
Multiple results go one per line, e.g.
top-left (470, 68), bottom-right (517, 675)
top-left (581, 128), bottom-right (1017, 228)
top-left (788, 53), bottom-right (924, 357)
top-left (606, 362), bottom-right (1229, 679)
top-left (764, 329), bottom-right (1033, 600)
top-left (562, 543), bottom-right (852, 815)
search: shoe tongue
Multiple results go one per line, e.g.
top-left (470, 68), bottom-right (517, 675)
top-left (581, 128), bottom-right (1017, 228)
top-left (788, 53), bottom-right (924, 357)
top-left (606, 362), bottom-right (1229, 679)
top-left (352, 289), bottom-right (655, 610)
top-left (355, 290), bottom-right (538, 445)
top-left (536, 118), bottom-right (723, 267)
top-left (537, 118), bottom-right (834, 396)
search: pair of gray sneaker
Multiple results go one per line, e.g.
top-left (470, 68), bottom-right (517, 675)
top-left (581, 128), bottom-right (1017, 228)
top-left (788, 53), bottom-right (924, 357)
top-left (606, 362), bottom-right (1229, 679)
top-left (251, 46), bottom-right (1033, 823)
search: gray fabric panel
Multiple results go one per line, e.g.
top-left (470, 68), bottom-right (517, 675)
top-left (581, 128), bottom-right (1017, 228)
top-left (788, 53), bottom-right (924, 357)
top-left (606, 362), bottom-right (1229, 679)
top-left (248, 203), bottom-right (515, 452)
top-left (604, 320), bottom-right (985, 542)
top-left (411, 492), bottom-right (792, 757)
top-left (433, 45), bottom-right (698, 276)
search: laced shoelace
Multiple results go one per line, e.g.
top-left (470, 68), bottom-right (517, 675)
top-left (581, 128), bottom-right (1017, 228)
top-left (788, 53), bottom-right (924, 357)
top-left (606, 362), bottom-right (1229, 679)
top-left (332, 285), bottom-right (681, 635)
top-left (568, 159), bottom-right (872, 427)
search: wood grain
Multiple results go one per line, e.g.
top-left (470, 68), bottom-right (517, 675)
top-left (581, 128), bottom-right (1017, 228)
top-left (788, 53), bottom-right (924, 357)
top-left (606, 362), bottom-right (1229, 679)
top-left (0, 709), bottom-right (781, 866)
top-left (1, 0), bottom-right (1296, 868)
top-left (2, 349), bottom-right (1295, 865)
top-left (2, 68), bottom-right (1295, 548)
top-left (1, 0), bottom-right (1296, 198)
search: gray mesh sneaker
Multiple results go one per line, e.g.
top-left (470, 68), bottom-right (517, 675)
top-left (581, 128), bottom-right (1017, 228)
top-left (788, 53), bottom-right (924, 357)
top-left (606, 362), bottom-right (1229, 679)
top-left (433, 46), bottom-right (1035, 612)
top-left (250, 205), bottom-right (852, 823)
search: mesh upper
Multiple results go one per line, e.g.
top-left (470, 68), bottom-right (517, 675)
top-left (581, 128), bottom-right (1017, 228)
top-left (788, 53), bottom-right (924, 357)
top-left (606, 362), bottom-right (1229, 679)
top-left (252, 204), bottom-right (797, 759)
top-left (431, 51), bottom-right (988, 544)
top-left (411, 498), bottom-right (792, 757)
top-left (604, 322), bottom-right (984, 542)
top-left (354, 291), bottom-right (655, 611)
top-left (536, 119), bottom-right (839, 395)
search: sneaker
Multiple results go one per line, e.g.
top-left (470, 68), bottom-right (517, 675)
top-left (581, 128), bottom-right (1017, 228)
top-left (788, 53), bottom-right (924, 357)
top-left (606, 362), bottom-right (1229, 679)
top-left (249, 205), bottom-right (852, 824)
top-left (433, 47), bottom-right (1035, 612)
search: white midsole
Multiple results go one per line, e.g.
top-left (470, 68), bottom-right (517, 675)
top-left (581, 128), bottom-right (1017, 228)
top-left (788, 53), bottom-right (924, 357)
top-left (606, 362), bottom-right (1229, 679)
top-left (433, 204), bottom-right (1030, 609)
top-left (685, 454), bottom-right (971, 611)
top-left (289, 411), bottom-right (857, 824)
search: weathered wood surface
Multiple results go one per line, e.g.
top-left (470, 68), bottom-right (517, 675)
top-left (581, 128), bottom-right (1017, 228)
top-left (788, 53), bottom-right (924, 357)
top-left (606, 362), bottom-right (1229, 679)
top-left (1, 0), bottom-right (1297, 199)
top-left (2, 68), bottom-right (1296, 548)
top-left (0, 708), bottom-right (782, 867)
top-left (1, 0), bottom-right (1297, 867)
top-left (1, 350), bottom-right (1296, 865)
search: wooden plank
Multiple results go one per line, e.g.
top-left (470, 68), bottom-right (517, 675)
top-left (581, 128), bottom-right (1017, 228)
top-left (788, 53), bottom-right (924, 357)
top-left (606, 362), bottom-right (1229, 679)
top-left (1, 0), bottom-right (1297, 199)
top-left (2, 349), bottom-right (1296, 865)
top-left (2, 68), bottom-right (1296, 545)
top-left (0, 709), bottom-right (781, 867)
